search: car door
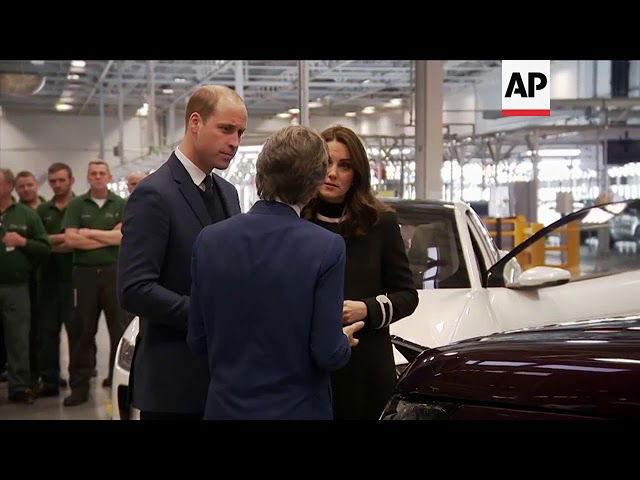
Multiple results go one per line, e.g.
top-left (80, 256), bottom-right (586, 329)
top-left (389, 203), bottom-right (479, 363)
top-left (485, 200), bottom-right (640, 331)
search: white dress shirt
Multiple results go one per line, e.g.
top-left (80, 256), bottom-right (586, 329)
top-left (274, 197), bottom-right (301, 217)
top-left (174, 147), bottom-right (209, 191)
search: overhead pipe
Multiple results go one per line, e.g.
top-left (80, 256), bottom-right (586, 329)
top-left (99, 81), bottom-right (105, 159)
top-left (118, 62), bottom-right (125, 165)
top-left (298, 60), bottom-right (309, 127)
top-left (147, 60), bottom-right (157, 151)
top-left (235, 60), bottom-right (244, 98)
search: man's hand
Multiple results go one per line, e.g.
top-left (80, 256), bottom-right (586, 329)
top-left (343, 300), bottom-right (367, 325)
top-left (343, 321), bottom-right (365, 347)
top-left (78, 228), bottom-right (95, 238)
top-left (2, 231), bottom-right (27, 248)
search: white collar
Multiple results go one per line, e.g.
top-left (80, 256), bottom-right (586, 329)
top-left (274, 197), bottom-right (301, 217)
top-left (175, 147), bottom-right (209, 188)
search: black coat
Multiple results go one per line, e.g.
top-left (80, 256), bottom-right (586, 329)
top-left (312, 211), bottom-right (418, 420)
top-left (117, 153), bottom-right (241, 414)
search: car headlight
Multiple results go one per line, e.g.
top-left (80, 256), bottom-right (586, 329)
top-left (117, 336), bottom-right (135, 372)
top-left (380, 394), bottom-right (457, 420)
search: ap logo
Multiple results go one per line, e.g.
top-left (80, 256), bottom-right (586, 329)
top-left (502, 60), bottom-right (550, 116)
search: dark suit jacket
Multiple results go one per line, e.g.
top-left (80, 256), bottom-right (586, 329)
top-left (117, 153), bottom-right (241, 414)
top-left (187, 200), bottom-right (351, 420)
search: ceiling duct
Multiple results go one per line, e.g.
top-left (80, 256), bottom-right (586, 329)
top-left (0, 73), bottom-right (46, 96)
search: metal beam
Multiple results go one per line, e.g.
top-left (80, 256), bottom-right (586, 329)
top-left (158, 61), bottom-right (235, 114)
top-left (79, 60), bottom-right (114, 114)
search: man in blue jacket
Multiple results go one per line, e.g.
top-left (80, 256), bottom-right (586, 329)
top-left (188, 125), bottom-right (363, 420)
top-left (118, 85), bottom-right (247, 420)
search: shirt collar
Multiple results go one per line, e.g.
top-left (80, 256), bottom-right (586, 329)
top-left (175, 147), bottom-right (208, 188)
top-left (274, 197), bottom-right (301, 217)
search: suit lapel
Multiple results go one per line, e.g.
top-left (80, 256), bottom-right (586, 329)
top-left (212, 173), bottom-right (239, 217)
top-left (168, 154), bottom-right (210, 227)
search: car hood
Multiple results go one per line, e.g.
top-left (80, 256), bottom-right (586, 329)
top-left (397, 316), bottom-right (640, 417)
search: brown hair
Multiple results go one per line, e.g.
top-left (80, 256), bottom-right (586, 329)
top-left (184, 85), bottom-right (244, 130)
top-left (48, 162), bottom-right (73, 178)
top-left (0, 168), bottom-right (15, 187)
top-left (88, 160), bottom-right (110, 173)
top-left (302, 125), bottom-right (392, 237)
top-left (256, 125), bottom-right (328, 206)
top-left (16, 170), bottom-right (36, 181)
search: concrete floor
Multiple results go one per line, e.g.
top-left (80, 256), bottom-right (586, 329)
top-left (0, 315), bottom-right (112, 420)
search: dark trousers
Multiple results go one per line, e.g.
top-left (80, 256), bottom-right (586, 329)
top-left (38, 280), bottom-right (74, 389)
top-left (28, 273), bottom-right (39, 384)
top-left (140, 410), bottom-right (202, 420)
top-left (68, 265), bottom-right (126, 395)
top-left (0, 283), bottom-right (31, 394)
top-left (0, 320), bottom-right (6, 373)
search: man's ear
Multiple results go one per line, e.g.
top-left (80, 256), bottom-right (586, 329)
top-left (188, 112), bottom-right (201, 133)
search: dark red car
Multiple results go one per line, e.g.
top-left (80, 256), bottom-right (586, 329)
top-left (383, 316), bottom-right (640, 420)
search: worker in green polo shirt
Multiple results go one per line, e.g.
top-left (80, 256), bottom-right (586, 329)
top-left (15, 171), bottom-right (46, 210)
top-left (62, 159), bottom-right (127, 407)
top-left (0, 168), bottom-right (51, 404)
top-left (35, 163), bottom-right (79, 397)
top-left (15, 170), bottom-right (48, 390)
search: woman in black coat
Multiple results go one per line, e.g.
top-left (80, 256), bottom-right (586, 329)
top-left (302, 125), bottom-right (419, 420)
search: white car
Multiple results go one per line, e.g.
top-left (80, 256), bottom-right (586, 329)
top-left (112, 199), bottom-right (640, 419)
top-left (111, 317), bottom-right (139, 420)
top-left (389, 198), bottom-right (640, 367)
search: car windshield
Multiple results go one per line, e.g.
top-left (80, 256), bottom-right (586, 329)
top-left (506, 200), bottom-right (640, 280)
top-left (391, 203), bottom-right (471, 289)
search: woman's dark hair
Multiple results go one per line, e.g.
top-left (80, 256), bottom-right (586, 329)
top-left (302, 125), bottom-right (392, 237)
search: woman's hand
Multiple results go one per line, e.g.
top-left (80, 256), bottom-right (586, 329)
top-left (343, 300), bottom-right (367, 325)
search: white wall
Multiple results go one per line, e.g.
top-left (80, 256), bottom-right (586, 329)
top-left (0, 108), bottom-right (146, 198)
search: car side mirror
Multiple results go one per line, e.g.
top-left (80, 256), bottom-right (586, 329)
top-left (506, 266), bottom-right (571, 289)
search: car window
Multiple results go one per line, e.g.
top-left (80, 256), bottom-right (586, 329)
top-left (467, 223), bottom-right (487, 276)
top-left (466, 207), bottom-right (500, 266)
top-left (503, 201), bottom-right (640, 281)
top-left (395, 207), bottom-right (471, 289)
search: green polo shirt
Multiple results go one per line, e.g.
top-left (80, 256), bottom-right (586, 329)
top-left (0, 201), bottom-right (51, 285)
top-left (61, 190), bottom-right (125, 266)
top-left (37, 196), bottom-right (74, 282)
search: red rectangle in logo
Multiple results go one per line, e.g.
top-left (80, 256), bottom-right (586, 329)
top-left (502, 109), bottom-right (550, 116)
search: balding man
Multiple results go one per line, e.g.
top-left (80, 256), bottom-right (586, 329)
top-left (118, 85), bottom-right (247, 420)
top-left (126, 171), bottom-right (147, 194)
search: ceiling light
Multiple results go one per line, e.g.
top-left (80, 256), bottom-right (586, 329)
top-left (389, 98), bottom-right (403, 106)
top-left (174, 77), bottom-right (187, 83)
top-left (136, 103), bottom-right (149, 117)
top-left (362, 79), bottom-right (370, 85)
top-left (345, 112), bottom-right (357, 117)
top-left (277, 112), bottom-right (291, 119)
top-left (30, 60), bottom-right (45, 65)
top-left (71, 60), bottom-right (86, 68)
top-left (55, 102), bottom-right (73, 112)
top-left (362, 106), bottom-right (375, 114)
top-left (527, 149), bottom-right (581, 157)
top-left (67, 74), bottom-right (80, 81)
top-left (162, 88), bottom-right (174, 95)
top-left (288, 108), bottom-right (300, 114)
top-left (308, 101), bottom-right (323, 109)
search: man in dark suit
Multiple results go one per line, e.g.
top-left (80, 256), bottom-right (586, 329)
top-left (117, 85), bottom-right (247, 420)
top-left (187, 125), bottom-right (364, 420)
